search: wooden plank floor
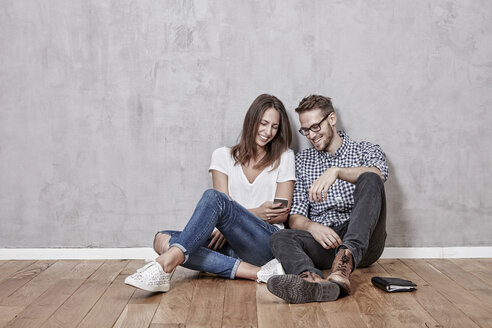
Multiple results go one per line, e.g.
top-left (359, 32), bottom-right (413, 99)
top-left (0, 259), bottom-right (491, 327)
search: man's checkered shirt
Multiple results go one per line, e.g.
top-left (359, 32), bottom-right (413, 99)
top-left (290, 131), bottom-right (388, 227)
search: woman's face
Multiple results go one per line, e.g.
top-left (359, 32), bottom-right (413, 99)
top-left (255, 107), bottom-right (280, 149)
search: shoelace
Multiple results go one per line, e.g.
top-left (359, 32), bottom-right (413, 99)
top-left (335, 253), bottom-right (351, 277)
top-left (299, 272), bottom-right (318, 281)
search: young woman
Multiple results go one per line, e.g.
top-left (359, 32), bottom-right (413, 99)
top-left (125, 94), bottom-right (295, 292)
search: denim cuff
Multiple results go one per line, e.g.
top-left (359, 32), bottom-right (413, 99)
top-left (169, 243), bottom-right (189, 264)
top-left (230, 259), bottom-right (241, 279)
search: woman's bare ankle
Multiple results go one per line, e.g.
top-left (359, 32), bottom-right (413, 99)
top-left (153, 233), bottom-right (171, 255)
top-left (156, 246), bottom-right (185, 273)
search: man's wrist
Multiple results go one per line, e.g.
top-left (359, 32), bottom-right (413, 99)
top-left (304, 220), bottom-right (317, 233)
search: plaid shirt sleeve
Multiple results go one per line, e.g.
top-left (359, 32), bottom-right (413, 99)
top-left (289, 152), bottom-right (310, 218)
top-left (359, 141), bottom-right (389, 181)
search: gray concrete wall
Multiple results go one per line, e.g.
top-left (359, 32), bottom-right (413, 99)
top-left (1, 0), bottom-right (491, 248)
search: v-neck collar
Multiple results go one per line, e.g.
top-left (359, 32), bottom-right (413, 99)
top-left (240, 165), bottom-right (266, 185)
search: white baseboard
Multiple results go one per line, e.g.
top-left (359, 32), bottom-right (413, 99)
top-left (0, 247), bottom-right (490, 260)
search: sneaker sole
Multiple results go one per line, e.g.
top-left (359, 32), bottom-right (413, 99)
top-left (267, 274), bottom-right (340, 304)
top-left (124, 275), bottom-right (171, 293)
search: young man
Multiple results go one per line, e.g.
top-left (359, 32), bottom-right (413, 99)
top-left (266, 95), bottom-right (388, 304)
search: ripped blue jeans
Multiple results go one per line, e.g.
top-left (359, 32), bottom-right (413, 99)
top-left (159, 189), bottom-right (279, 279)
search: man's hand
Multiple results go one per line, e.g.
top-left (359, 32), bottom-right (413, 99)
top-left (307, 222), bottom-right (342, 249)
top-left (208, 229), bottom-right (227, 251)
top-left (309, 167), bottom-right (339, 203)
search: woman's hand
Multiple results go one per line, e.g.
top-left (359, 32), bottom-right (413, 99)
top-left (208, 229), bottom-right (227, 250)
top-left (253, 201), bottom-right (290, 222)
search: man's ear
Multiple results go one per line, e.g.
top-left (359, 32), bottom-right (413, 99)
top-left (329, 112), bottom-right (337, 127)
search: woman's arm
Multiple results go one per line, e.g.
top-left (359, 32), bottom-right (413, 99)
top-left (209, 170), bottom-right (229, 250)
top-left (268, 180), bottom-right (295, 224)
top-left (211, 170), bottom-right (230, 196)
top-left (249, 180), bottom-right (294, 224)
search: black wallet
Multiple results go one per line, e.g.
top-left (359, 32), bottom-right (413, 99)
top-left (371, 276), bottom-right (417, 292)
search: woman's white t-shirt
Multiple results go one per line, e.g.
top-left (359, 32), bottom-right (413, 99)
top-left (209, 147), bottom-right (296, 228)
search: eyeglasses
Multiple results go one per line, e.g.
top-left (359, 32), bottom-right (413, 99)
top-left (298, 113), bottom-right (331, 136)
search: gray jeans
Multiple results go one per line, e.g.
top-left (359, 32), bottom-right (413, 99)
top-left (270, 172), bottom-right (387, 278)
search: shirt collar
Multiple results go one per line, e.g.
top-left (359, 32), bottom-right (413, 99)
top-left (317, 130), bottom-right (349, 159)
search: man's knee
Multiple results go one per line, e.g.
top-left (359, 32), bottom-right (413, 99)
top-left (356, 172), bottom-right (384, 196)
top-left (269, 229), bottom-right (296, 249)
top-left (358, 171), bottom-right (383, 186)
top-left (358, 172), bottom-right (384, 188)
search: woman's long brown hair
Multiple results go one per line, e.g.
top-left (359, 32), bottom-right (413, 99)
top-left (231, 94), bottom-right (292, 170)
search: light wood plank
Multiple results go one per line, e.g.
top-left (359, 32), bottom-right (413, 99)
top-left (288, 303), bottom-right (332, 328)
top-left (379, 259), bottom-right (480, 328)
top-left (355, 263), bottom-right (439, 327)
top-left (0, 261), bottom-right (76, 307)
top-left (77, 274), bottom-right (135, 328)
top-left (319, 270), bottom-right (367, 327)
top-left (0, 306), bottom-right (25, 327)
top-left (40, 260), bottom-right (129, 328)
top-left (222, 279), bottom-right (257, 328)
top-left (0, 261), bottom-right (37, 282)
top-left (186, 274), bottom-right (225, 328)
top-left (0, 258), bottom-right (489, 327)
top-left (5, 279), bottom-right (84, 328)
top-left (452, 258), bottom-right (492, 287)
top-left (256, 282), bottom-right (294, 328)
top-left (113, 260), bottom-right (163, 328)
top-left (403, 259), bottom-right (492, 327)
top-left (86, 260), bottom-right (130, 283)
top-left (428, 259), bottom-right (492, 306)
top-left (0, 260), bottom-right (55, 302)
top-left (113, 304), bottom-right (159, 328)
top-left (60, 260), bottom-right (104, 280)
top-left (428, 259), bottom-right (491, 291)
top-left (151, 266), bottom-right (200, 326)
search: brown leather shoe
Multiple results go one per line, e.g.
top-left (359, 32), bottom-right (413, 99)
top-left (327, 248), bottom-right (354, 294)
top-left (267, 271), bottom-right (340, 303)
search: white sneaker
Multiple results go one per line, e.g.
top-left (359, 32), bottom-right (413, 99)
top-left (124, 261), bottom-right (172, 292)
top-left (257, 258), bottom-right (285, 283)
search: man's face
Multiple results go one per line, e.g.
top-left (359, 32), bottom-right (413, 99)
top-left (299, 108), bottom-right (334, 152)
